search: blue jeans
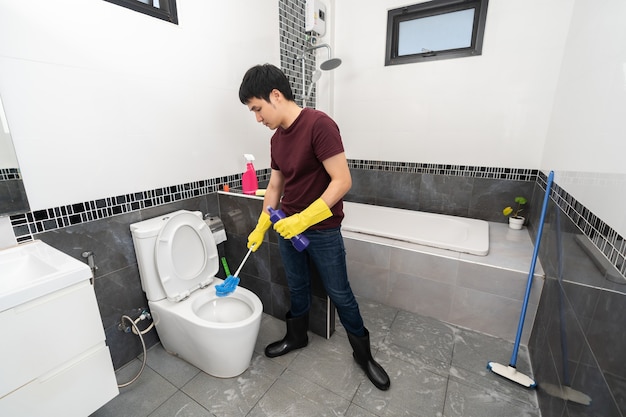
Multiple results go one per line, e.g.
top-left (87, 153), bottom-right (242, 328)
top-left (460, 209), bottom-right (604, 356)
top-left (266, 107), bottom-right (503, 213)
top-left (278, 227), bottom-right (365, 336)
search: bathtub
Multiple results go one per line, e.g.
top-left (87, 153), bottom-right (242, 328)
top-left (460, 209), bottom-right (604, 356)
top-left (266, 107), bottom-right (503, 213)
top-left (341, 202), bottom-right (489, 256)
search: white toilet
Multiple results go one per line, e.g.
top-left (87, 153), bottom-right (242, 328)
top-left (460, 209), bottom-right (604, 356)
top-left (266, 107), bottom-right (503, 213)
top-left (130, 210), bottom-right (263, 378)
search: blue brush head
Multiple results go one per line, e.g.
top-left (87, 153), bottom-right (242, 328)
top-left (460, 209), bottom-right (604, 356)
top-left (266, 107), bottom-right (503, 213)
top-left (215, 276), bottom-right (240, 297)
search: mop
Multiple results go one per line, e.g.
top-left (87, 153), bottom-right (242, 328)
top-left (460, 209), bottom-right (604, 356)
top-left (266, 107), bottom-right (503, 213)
top-left (540, 208), bottom-right (592, 405)
top-left (487, 170), bottom-right (554, 388)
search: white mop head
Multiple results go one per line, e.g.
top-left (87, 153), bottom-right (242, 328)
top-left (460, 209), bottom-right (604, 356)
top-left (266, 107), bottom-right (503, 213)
top-left (487, 362), bottom-right (537, 388)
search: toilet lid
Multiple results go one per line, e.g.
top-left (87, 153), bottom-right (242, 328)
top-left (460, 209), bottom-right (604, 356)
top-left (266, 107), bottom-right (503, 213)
top-left (155, 211), bottom-right (218, 302)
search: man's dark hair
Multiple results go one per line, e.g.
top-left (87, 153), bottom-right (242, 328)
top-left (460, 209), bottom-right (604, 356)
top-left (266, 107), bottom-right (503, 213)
top-left (239, 63), bottom-right (294, 104)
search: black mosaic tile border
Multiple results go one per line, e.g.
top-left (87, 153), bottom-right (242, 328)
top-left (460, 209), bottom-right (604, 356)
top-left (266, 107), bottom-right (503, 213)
top-left (9, 160), bottom-right (625, 279)
top-left (348, 160), bottom-right (538, 181)
top-left (1, 168), bottom-right (21, 180)
top-left (10, 169), bottom-right (271, 243)
top-left (540, 171), bottom-right (626, 279)
top-left (11, 163), bottom-right (535, 241)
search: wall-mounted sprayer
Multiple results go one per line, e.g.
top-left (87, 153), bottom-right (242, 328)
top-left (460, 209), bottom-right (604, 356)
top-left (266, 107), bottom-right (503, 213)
top-left (300, 43), bottom-right (342, 107)
top-left (304, 70), bottom-right (322, 107)
top-left (82, 250), bottom-right (98, 284)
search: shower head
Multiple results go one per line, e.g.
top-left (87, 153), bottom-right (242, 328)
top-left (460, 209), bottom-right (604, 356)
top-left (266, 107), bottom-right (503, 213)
top-left (300, 44), bottom-right (341, 107)
top-left (320, 57), bottom-right (342, 71)
top-left (301, 43), bottom-right (342, 71)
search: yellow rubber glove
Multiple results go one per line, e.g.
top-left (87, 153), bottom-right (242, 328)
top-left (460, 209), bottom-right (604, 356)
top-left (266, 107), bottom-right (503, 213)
top-left (247, 211), bottom-right (271, 252)
top-left (274, 198), bottom-right (332, 239)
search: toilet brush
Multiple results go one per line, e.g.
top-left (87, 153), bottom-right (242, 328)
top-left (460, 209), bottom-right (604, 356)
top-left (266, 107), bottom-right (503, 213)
top-left (215, 247), bottom-right (254, 297)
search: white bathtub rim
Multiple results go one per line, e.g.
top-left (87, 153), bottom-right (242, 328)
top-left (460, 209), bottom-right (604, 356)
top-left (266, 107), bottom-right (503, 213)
top-left (342, 229), bottom-right (460, 259)
top-left (343, 222), bottom-right (545, 277)
top-left (342, 202), bottom-right (490, 256)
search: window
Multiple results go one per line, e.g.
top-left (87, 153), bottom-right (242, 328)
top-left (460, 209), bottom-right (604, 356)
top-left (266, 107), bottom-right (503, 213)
top-left (104, 0), bottom-right (178, 24)
top-left (385, 0), bottom-right (488, 66)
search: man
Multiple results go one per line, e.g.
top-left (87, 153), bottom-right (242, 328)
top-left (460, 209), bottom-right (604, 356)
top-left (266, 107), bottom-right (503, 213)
top-left (238, 63), bottom-right (390, 391)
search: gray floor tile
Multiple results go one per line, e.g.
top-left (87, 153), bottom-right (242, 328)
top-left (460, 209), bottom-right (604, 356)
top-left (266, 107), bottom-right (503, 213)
top-left (452, 328), bottom-right (522, 375)
top-left (148, 391), bottom-right (215, 417)
top-left (381, 340), bottom-right (450, 378)
top-left (443, 380), bottom-right (540, 417)
top-left (91, 359), bottom-right (177, 417)
top-left (451, 328), bottom-right (538, 408)
top-left (357, 296), bottom-right (398, 339)
top-left (247, 369), bottom-right (351, 417)
top-left (287, 332), bottom-right (364, 400)
top-left (352, 352), bottom-right (448, 417)
top-left (449, 365), bottom-right (539, 411)
top-left (388, 310), bottom-right (456, 364)
top-left (142, 343), bottom-right (201, 389)
top-left (181, 353), bottom-right (284, 417)
top-left (345, 403), bottom-right (381, 417)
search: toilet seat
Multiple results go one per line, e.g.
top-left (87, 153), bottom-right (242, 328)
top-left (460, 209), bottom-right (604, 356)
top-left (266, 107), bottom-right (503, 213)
top-left (155, 211), bottom-right (218, 302)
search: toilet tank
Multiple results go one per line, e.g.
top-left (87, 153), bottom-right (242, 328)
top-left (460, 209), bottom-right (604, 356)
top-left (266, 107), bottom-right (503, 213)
top-left (130, 213), bottom-right (173, 301)
top-left (131, 210), bottom-right (217, 302)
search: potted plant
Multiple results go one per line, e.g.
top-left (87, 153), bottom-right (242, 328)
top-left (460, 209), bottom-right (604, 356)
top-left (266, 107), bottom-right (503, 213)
top-left (503, 196), bottom-right (527, 229)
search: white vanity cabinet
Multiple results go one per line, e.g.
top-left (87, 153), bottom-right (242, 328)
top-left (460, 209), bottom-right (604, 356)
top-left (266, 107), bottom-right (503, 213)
top-left (0, 241), bottom-right (119, 417)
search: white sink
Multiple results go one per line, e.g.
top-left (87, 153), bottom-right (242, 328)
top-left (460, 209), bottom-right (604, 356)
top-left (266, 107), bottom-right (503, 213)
top-left (0, 240), bottom-right (92, 312)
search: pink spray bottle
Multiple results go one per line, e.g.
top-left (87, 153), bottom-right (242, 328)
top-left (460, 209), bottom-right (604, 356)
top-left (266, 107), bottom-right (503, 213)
top-left (241, 154), bottom-right (258, 195)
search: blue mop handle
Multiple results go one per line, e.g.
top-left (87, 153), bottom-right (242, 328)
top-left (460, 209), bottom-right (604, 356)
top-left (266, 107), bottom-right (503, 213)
top-left (510, 170), bottom-right (554, 367)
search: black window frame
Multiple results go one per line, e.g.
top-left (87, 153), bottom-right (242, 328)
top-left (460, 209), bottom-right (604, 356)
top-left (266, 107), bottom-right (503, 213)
top-left (104, 0), bottom-right (178, 25)
top-left (385, 0), bottom-right (488, 66)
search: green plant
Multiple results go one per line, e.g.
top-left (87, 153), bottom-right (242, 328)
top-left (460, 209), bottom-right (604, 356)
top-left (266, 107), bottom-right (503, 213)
top-left (503, 196), bottom-right (527, 218)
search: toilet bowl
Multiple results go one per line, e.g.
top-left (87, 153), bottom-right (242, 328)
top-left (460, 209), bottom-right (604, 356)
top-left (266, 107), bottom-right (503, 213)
top-left (130, 210), bottom-right (263, 378)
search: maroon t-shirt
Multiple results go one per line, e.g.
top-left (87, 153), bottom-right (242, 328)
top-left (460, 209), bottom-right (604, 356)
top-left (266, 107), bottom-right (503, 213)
top-left (270, 108), bottom-right (344, 229)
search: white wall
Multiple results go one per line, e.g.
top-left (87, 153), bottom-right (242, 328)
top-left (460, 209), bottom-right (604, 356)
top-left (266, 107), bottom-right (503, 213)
top-left (542, 0), bottom-right (626, 237)
top-left (2, 0), bottom-right (624, 238)
top-left (332, 0), bottom-right (625, 237)
top-left (0, 0), bottom-right (279, 210)
top-left (0, 94), bottom-right (18, 168)
top-left (333, 0), bottom-right (574, 167)
top-left (0, 127), bottom-right (17, 169)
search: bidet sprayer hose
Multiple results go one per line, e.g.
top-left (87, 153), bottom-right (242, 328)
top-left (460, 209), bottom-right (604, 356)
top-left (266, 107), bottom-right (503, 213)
top-left (130, 310), bottom-right (154, 335)
top-left (117, 315), bottom-right (147, 388)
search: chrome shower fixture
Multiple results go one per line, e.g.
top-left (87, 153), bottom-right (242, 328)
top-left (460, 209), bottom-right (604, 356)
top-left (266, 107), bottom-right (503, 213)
top-left (303, 70), bottom-right (322, 108)
top-left (299, 43), bottom-right (342, 107)
top-left (302, 43), bottom-right (342, 70)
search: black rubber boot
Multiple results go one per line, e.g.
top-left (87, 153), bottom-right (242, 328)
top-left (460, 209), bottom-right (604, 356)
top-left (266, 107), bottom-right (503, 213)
top-left (265, 311), bottom-right (309, 358)
top-left (347, 328), bottom-right (391, 391)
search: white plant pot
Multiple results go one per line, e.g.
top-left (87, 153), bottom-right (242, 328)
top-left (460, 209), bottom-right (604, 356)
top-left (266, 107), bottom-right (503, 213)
top-left (508, 216), bottom-right (525, 230)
